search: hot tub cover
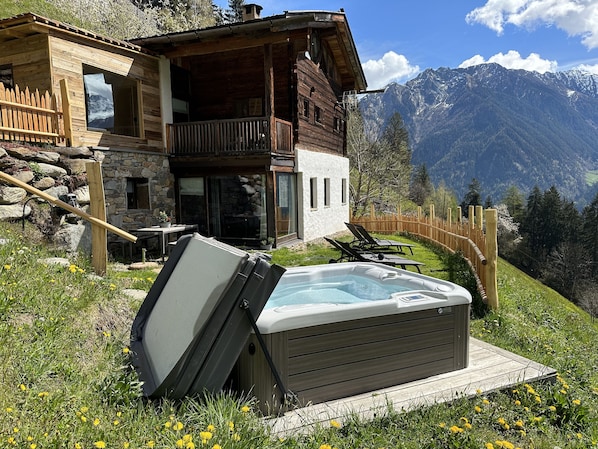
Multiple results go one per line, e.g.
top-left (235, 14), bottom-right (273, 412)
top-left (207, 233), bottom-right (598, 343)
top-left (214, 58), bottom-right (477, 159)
top-left (130, 233), bottom-right (285, 399)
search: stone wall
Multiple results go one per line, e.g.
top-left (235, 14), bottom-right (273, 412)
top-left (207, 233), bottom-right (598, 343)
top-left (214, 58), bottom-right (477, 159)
top-left (0, 143), bottom-right (176, 256)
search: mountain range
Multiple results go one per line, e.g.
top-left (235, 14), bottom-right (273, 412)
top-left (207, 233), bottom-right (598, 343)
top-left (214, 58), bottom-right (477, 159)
top-left (359, 63), bottom-right (598, 206)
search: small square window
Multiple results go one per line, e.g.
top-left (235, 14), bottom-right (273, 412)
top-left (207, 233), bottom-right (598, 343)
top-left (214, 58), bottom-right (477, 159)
top-left (127, 178), bottom-right (150, 209)
top-left (324, 178), bottom-right (330, 207)
top-left (0, 64), bottom-right (14, 89)
top-left (314, 106), bottom-right (322, 124)
top-left (310, 177), bottom-right (318, 209)
top-left (303, 99), bottom-right (310, 118)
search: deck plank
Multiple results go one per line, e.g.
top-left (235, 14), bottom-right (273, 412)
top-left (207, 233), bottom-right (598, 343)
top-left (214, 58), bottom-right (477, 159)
top-left (267, 338), bottom-right (556, 436)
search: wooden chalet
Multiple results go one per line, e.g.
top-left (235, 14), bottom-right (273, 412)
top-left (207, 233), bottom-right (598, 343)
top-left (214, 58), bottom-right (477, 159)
top-left (0, 6), bottom-right (367, 249)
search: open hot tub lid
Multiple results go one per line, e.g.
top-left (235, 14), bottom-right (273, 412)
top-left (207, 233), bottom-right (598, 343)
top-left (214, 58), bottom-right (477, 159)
top-left (130, 233), bottom-right (285, 399)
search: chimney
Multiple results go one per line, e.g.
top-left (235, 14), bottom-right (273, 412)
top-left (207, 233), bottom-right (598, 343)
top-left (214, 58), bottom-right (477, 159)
top-left (242, 4), bottom-right (263, 22)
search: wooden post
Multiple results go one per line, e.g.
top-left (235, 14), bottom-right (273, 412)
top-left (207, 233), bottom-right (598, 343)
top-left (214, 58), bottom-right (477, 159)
top-left (417, 206), bottom-right (422, 237)
top-left (476, 205), bottom-right (484, 229)
top-left (59, 79), bottom-right (74, 146)
top-left (429, 203), bottom-right (435, 241)
top-left (485, 208), bottom-right (499, 309)
top-left (469, 205), bottom-right (475, 231)
top-left (86, 162), bottom-right (107, 275)
top-left (264, 44), bottom-right (276, 151)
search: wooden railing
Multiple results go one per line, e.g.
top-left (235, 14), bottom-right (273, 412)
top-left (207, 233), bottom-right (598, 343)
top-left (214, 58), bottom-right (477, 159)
top-left (166, 116), bottom-right (293, 156)
top-left (352, 204), bottom-right (499, 309)
top-left (0, 83), bottom-right (64, 145)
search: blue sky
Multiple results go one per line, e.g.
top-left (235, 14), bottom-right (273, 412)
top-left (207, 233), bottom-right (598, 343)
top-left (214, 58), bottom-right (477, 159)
top-left (214, 1), bottom-right (598, 89)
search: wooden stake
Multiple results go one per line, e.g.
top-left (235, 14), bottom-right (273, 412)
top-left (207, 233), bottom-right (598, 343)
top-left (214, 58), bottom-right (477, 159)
top-left (86, 162), bottom-right (107, 275)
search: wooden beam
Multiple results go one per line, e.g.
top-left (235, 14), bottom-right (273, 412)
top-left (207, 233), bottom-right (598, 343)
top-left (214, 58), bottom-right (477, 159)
top-left (59, 79), bottom-right (74, 146)
top-left (163, 33), bottom-right (289, 58)
top-left (86, 162), bottom-right (107, 275)
top-left (0, 170), bottom-right (137, 243)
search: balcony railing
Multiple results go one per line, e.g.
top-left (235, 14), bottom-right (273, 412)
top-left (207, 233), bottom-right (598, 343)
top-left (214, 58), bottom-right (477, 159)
top-left (166, 116), bottom-right (293, 157)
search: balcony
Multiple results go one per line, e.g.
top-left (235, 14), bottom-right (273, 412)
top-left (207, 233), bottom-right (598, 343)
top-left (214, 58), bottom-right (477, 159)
top-left (166, 116), bottom-right (293, 157)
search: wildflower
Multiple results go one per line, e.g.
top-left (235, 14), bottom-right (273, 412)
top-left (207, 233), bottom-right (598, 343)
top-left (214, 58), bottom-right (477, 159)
top-left (122, 347), bottom-right (130, 354)
top-left (232, 433), bottom-right (240, 442)
top-left (439, 422), bottom-right (446, 428)
top-left (485, 444), bottom-right (494, 449)
top-left (464, 422), bottom-right (472, 430)
top-left (548, 405), bottom-right (557, 412)
top-left (173, 421), bottom-right (184, 431)
top-left (514, 420), bottom-right (524, 428)
top-left (81, 407), bottom-right (89, 413)
top-left (212, 445), bottom-right (221, 449)
top-left (6, 407), bottom-right (13, 413)
top-left (460, 417), bottom-right (469, 424)
top-left (534, 395), bottom-right (541, 403)
top-left (69, 264), bottom-right (77, 273)
top-left (474, 406), bottom-right (482, 413)
top-left (38, 391), bottom-right (49, 399)
top-left (19, 384), bottom-right (27, 391)
top-left (94, 442), bottom-right (106, 449)
top-left (319, 445), bottom-right (332, 449)
top-left (199, 431), bottom-right (213, 443)
top-left (241, 405), bottom-right (250, 413)
top-left (207, 424), bottom-right (216, 432)
top-left (146, 441), bottom-right (155, 448)
top-left (109, 284), bottom-right (117, 290)
top-left (93, 418), bottom-right (100, 426)
top-left (7, 437), bottom-right (16, 445)
top-left (519, 430), bottom-right (526, 437)
top-left (228, 421), bottom-right (234, 431)
top-left (573, 399), bottom-right (581, 406)
top-left (75, 444), bottom-right (82, 449)
top-left (449, 425), bottom-right (464, 434)
top-left (330, 419), bottom-right (341, 428)
top-left (476, 388), bottom-right (483, 394)
top-left (124, 443), bottom-right (130, 448)
top-left (113, 420), bottom-right (120, 426)
top-left (164, 421), bottom-right (172, 428)
top-left (514, 400), bottom-right (521, 406)
top-left (80, 416), bottom-right (87, 423)
top-left (483, 398), bottom-right (490, 405)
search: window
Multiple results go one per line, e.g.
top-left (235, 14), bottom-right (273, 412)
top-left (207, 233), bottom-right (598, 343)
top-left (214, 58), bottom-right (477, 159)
top-left (0, 64), bottom-right (13, 89)
top-left (341, 178), bottom-right (347, 204)
top-left (314, 106), bottom-right (322, 124)
top-left (83, 65), bottom-right (140, 137)
top-left (324, 178), bottom-right (330, 207)
top-left (310, 177), bottom-right (318, 209)
top-left (302, 99), bottom-right (310, 119)
top-left (127, 178), bottom-right (150, 209)
top-left (333, 116), bottom-right (343, 133)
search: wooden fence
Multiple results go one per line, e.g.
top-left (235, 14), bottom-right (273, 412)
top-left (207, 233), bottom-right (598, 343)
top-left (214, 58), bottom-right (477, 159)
top-left (352, 204), bottom-right (499, 309)
top-left (0, 83), bottom-right (65, 145)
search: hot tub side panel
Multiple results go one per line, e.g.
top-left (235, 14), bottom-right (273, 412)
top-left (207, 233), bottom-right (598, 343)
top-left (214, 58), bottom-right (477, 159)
top-left (235, 304), bottom-right (470, 414)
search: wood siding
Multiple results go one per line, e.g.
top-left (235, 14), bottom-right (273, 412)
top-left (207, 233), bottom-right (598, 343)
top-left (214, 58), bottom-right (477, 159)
top-left (47, 34), bottom-right (162, 150)
top-left (295, 55), bottom-right (345, 155)
top-left (234, 304), bottom-right (470, 415)
top-left (0, 34), bottom-right (52, 93)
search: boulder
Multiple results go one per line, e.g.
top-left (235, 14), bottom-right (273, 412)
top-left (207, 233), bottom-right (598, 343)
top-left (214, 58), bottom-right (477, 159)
top-left (33, 177), bottom-right (56, 190)
top-left (52, 222), bottom-right (92, 254)
top-left (0, 186), bottom-right (27, 204)
top-left (37, 162), bottom-right (67, 178)
top-left (0, 203), bottom-right (31, 221)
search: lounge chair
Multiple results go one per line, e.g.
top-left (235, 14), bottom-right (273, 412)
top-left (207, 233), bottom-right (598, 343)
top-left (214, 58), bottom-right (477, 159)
top-left (325, 237), bottom-right (423, 273)
top-left (345, 222), bottom-right (415, 255)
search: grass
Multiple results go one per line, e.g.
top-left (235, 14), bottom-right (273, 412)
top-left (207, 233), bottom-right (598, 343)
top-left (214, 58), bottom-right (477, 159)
top-left (1, 222), bottom-right (597, 448)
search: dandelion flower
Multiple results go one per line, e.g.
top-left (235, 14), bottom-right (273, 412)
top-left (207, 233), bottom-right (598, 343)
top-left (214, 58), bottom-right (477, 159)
top-left (330, 419), bottom-right (341, 428)
top-left (122, 347), bottom-right (130, 354)
top-left (475, 406), bottom-right (482, 413)
top-left (549, 405), bottom-right (557, 412)
top-left (93, 418), bottom-right (100, 426)
top-left (146, 441), bottom-right (155, 448)
top-left (232, 433), bottom-right (240, 442)
top-left (228, 421), bottom-right (234, 431)
top-left (199, 431), bottom-right (213, 441)
top-left (19, 384), bottom-right (27, 391)
top-left (3, 264), bottom-right (11, 270)
top-left (207, 424), bottom-right (216, 432)
top-left (449, 425), bottom-right (464, 434)
top-left (319, 445), bottom-right (332, 449)
top-left (241, 405), bottom-right (250, 413)
top-left (573, 399), bottom-right (581, 406)
top-left (212, 445), bottom-right (221, 449)
top-left (173, 421), bottom-right (184, 431)
top-left (94, 442), bottom-right (106, 449)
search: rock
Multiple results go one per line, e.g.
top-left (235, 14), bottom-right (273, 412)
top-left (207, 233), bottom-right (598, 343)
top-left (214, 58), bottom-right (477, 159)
top-left (53, 146), bottom-right (94, 158)
top-left (37, 162), bottom-right (67, 178)
top-left (39, 257), bottom-right (71, 267)
top-left (12, 170), bottom-right (35, 184)
top-left (34, 151), bottom-right (60, 163)
top-left (0, 203), bottom-right (31, 220)
top-left (61, 158), bottom-right (88, 175)
top-left (42, 185), bottom-right (69, 202)
top-left (0, 147), bottom-right (7, 158)
top-left (0, 186), bottom-right (27, 204)
top-left (33, 176), bottom-right (56, 190)
top-left (128, 261), bottom-right (161, 271)
top-left (5, 145), bottom-right (37, 160)
top-left (52, 222), bottom-right (91, 254)
top-left (73, 185), bottom-right (90, 204)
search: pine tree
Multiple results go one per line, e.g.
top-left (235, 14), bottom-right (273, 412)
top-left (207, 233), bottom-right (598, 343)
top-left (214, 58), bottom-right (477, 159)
top-left (409, 164), bottom-right (432, 206)
top-left (460, 178), bottom-right (482, 217)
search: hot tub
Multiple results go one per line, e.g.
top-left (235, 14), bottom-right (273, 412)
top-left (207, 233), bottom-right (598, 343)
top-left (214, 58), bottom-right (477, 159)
top-left (233, 262), bottom-right (472, 414)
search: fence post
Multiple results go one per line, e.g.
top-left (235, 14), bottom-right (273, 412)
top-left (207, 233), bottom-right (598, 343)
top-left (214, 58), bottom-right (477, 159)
top-left (86, 162), bottom-right (107, 276)
top-left (59, 79), bottom-right (74, 146)
top-left (417, 206), bottom-right (422, 237)
top-left (485, 208), bottom-right (499, 309)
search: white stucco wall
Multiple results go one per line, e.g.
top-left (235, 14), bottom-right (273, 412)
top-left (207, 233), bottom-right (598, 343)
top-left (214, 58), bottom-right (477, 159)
top-left (295, 148), bottom-right (350, 242)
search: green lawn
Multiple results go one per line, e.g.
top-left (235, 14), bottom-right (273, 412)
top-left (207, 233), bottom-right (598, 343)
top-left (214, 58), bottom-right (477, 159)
top-left (1, 223), bottom-right (596, 448)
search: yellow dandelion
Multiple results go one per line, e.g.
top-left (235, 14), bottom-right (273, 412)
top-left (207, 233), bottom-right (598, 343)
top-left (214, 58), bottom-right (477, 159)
top-left (199, 431), bottom-right (213, 441)
top-left (212, 445), bottom-right (221, 449)
top-left (232, 433), bottom-right (240, 442)
top-left (80, 416), bottom-right (87, 423)
top-left (330, 419), bottom-right (341, 428)
top-left (241, 405), bottom-right (250, 413)
top-left (19, 384), bottom-right (27, 391)
top-left (450, 425), bottom-right (464, 434)
top-left (186, 443), bottom-right (195, 449)
top-left (7, 437), bottom-right (16, 445)
top-left (476, 388), bottom-right (483, 394)
top-left (439, 422), bottom-right (446, 428)
top-left (109, 283), bottom-right (117, 290)
top-left (483, 398), bottom-right (490, 405)
top-left (69, 264), bottom-right (77, 273)
top-left (549, 405), bottom-right (557, 412)
top-left (207, 424), bottom-right (216, 432)
top-left (29, 444), bottom-right (37, 449)
top-left (173, 421), bottom-right (184, 431)
top-left (38, 391), bottom-right (49, 399)
top-left (573, 399), bottom-right (581, 406)
top-left (6, 407), bottom-right (13, 413)
top-left (93, 418), bottom-right (100, 426)
top-left (319, 445), bottom-right (332, 449)
top-left (514, 420), bottom-right (524, 428)
top-left (146, 441), bottom-right (155, 448)
top-left (123, 443), bottom-right (130, 449)
top-left (122, 347), bottom-right (130, 354)
top-left (577, 433), bottom-right (583, 440)
top-left (75, 444), bottom-right (82, 449)
top-left (182, 435), bottom-right (192, 443)
top-left (164, 420), bottom-right (172, 428)
top-left (81, 407), bottom-right (89, 413)
top-left (465, 422), bottom-right (472, 430)
top-left (474, 406), bottom-right (482, 413)
top-left (534, 395), bottom-right (541, 403)
top-left (3, 264), bottom-right (11, 270)
top-left (176, 440), bottom-right (184, 448)
top-left (560, 389), bottom-right (567, 394)
top-left (94, 442), bottom-right (106, 449)
top-left (228, 421), bottom-right (234, 431)
top-left (514, 400), bottom-right (521, 406)
top-left (113, 419), bottom-right (120, 426)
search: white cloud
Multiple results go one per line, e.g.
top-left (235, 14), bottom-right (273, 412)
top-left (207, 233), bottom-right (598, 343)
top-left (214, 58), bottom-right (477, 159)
top-left (466, 0), bottom-right (598, 50)
top-left (459, 50), bottom-right (558, 73)
top-left (362, 51), bottom-right (420, 89)
top-left (575, 63), bottom-right (598, 74)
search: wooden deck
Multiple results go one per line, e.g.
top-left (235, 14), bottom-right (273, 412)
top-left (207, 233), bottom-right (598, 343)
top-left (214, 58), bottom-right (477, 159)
top-left (266, 338), bottom-right (556, 437)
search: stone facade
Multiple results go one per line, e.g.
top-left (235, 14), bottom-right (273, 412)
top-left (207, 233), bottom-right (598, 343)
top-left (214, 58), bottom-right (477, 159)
top-left (0, 143), bottom-right (176, 255)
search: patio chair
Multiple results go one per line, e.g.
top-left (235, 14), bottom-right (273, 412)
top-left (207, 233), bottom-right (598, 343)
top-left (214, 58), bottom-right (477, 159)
top-left (324, 237), bottom-right (423, 273)
top-left (345, 223), bottom-right (415, 255)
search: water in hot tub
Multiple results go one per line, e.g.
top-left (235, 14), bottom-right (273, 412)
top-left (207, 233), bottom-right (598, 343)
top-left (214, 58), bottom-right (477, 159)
top-left (264, 274), bottom-right (413, 309)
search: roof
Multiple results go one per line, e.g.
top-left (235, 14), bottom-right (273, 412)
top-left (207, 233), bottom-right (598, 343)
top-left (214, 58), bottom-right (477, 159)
top-left (0, 12), bottom-right (146, 53)
top-left (132, 10), bottom-right (367, 92)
